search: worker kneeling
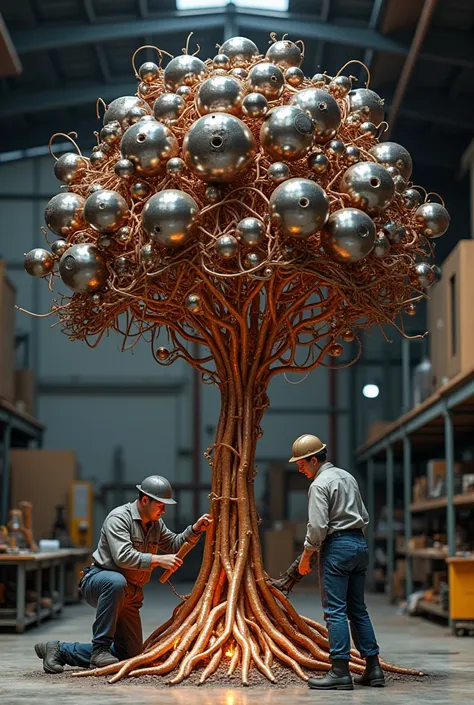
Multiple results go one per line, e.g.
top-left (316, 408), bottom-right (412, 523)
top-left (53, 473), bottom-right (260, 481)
top-left (34, 475), bottom-right (212, 672)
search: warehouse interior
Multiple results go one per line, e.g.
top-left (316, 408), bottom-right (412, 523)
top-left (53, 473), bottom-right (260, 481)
top-left (0, 0), bottom-right (474, 702)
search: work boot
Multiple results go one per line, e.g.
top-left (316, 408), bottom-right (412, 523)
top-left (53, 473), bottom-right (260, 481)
top-left (354, 654), bottom-right (385, 687)
top-left (308, 660), bottom-right (354, 690)
top-left (90, 646), bottom-right (119, 669)
top-left (34, 640), bottom-right (66, 674)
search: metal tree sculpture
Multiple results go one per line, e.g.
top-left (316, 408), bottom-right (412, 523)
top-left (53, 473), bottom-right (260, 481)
top-left (23, 35), bottom-right (448, 685)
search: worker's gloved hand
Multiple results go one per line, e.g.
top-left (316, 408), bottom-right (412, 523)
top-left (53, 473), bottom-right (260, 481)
top-left (267, 551), bottom-right (318, 594)
top-left (152, 554), bottom-right (183, 572)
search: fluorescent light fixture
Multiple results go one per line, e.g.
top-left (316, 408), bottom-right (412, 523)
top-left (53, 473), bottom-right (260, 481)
top-left (362, 383), bottom-right (379, 399)
top-left (177, 1), bottom-right (289, 11)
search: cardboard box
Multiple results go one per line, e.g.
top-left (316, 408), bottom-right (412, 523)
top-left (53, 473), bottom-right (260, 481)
top-left (408, 535), bottom-right (428, 551)
top-left (264, 529), bottom-right (294, 579)
top-left (14, 369), bottom-right (35, 416)
top-left (412, 557), bottom-right (431, 584)
top-left (0, 261), bottom-right (16, 403)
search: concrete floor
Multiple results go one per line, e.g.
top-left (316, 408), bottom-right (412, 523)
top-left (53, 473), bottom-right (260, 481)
top-left (1, 583), bottom-right (472, 704)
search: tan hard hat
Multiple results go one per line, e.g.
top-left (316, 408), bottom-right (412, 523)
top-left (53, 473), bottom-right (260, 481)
top-left (289, 434), bottom-right (327, 462)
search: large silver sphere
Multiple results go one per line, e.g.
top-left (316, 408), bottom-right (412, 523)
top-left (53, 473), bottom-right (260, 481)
top-left (235, 217), bottom-right (265, 246)
top-left (373, 232), bottom-right (390, 258)
top-left (142, 189), bottom-right (199, 247)
top-left (51, 239), bottom-right (69, 257)
top-left (340, 162), bottom-right (395, 212)
top-left (164, 54), bottom-right (208, 91)
top-left (197, 75), bottom-right (245, 116)
top-left (242, 92), bottom-right (268, 118)
top-left (54, 152), bottom-right (87, 184)
top-left (266, 39), bottom-right (302, 69)
top-left (220, 37), bottom-right (259, 67)
top-left (44, 193), bottom-right (85, 236)
top-left (247, 62), bottom-right (285, 100)
top-left (269, 178), bottom-right (330, 238)
top-left (183, 113), bottom-right (256, 183)
top-left (100, 121), bottom-right (122, 145)
top-left (412, 262), bottom-right (434, 288)
top-left (139, 61), bottom-right (159, 83)
top-left (291, 88), bottom-right (341, 143)
top-left (369, 142), bottom-right (413, 181)
top-left (153, 93), bottom-right (185, 122)
top-left (216, 234), bottom-right (239, 258)
top-left (24, 248), bottom-right (54, 277)
top-left (404, 188), bottom-right (423, 209)
top-left (114, 158), bottom-right (135, 179)
top-left (103, 96), bottom-right (151, 128)
top-left (348, 88), bottom-right (384, 124)
top-left (83, 190), bottom-right (129, 234)
top-left (321, 208), bottom-right (376, 263)
top-left (260, 106), bottom-right (314, 162)
top-left (59, 243), bottom-right (108, 292)
top-left (415, 202), bottom-right (450, 238)
top-left (268, 161), bottom-right (290, 183)
top-left (120, 120), bottom-right (178, 176)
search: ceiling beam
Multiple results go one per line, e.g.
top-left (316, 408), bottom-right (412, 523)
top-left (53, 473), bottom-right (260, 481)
top-left (0, 13), bottom-right (22, 77)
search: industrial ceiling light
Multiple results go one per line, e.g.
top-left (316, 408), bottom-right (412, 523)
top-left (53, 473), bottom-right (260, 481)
top-left (177, 0), bottom-right (290, 10)
top-left (362, 383), bottom-right (380, 399)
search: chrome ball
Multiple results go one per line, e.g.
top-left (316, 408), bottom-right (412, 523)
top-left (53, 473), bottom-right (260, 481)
top-left (264, 266), bottom-right (273, 278)
top-left (393, 174), bottom-right (407, 194)
top-left (328, 342), bottom-right (343, 357)
top-left (216, 234), bottom-right (238, 258)
top-left (220, 37), bottom-right (259, 67)
top-left (260, 105), bottom-right (314, 162)
top-left (98, 235), bottom-right (113, 249)
top-left (197, 75), bottom-right (245, 116)
top-left (131, 182), bottom-right (151, 200)
top-left (157, 346), bottom-right (170, 361)
top-left (341, 329), bottom-right (355, 343)
top-left (51, 239), bottom-right (69, 257)
top-left (139, 61), bottom-right (159, 83)
top-left (24, 248), bottom-right (54, 277)
top-left (285, 67), bottom-right (305, 87)
top-left (359, 121), bottom-right (377, 137)
top-left (321, 208), bottom-right (376, 263)
top-left (100, 121), bottom-right (122, 145)
top-left (412, 262), bottom-right (434, 289)
top-left (89, 150), bottom-right (107, 167)
top-left (243, 252), bottom-right (262, 270)
top-left (44, 193), bottom-right (85, 236)
top-left (330, 75), bottom-right (352, 95)
top-left (104, 96), bottom-right (151, 128)
top-left (345, 145), bottom-right (360, 164)
top-left (291, 88), bottom-right (341, 143)
top-left (247, 62), bottom-right (285, 100)
top-left (405, 303), bottom-right (417, 316)
top-left (382, 221), bottom-right (406, 244)
top-left (117, 226), bottom-right (131, 244)
top-left (183, 113), bottom-right (256, 183)
top-left (327, 139), bottom-right (345, 156)
top-left (312, 73), bottom-right (329, 84)
top-left (121, 120), bottom-right (178, 177)
top-left (164, 54), bottom-right (208, 91)
top-left (231, 68), bottom-right (248, 79)
top-left (235, 217), bottom-right (265, 246)
top-left (308, 152), bottom-right (328, 174)
top-left (348, 88), bottom-right (384, 125)
top-left (269, 178), bottom-right (330, 238)
top-left (59, 243), bottom-right (108, 293)
top-left (166, 157), bottom-right (186, 175)
top-left (186, 293), bottom-right (201, 313)
top-left (404, 188), bottom-right (423, 209)
top-left (139, 81), bottom-right (150, 96)
top-left (415, 202), bottom-right (450, 238)
top-left (432, 264), bottom-right (442, 283)
top-left (340, 162), bottom-right (395, 212)
top-left (140, 243), bottom-right (154, 266)
top-left (142, 189), bottom-right (199, 248)
top-left (242, 92), bottom-right (268, 118)
top-left (205, 185), bottom-right (222, 203)
top-left (114, 158), bottom-right (135, 179)
top-left (88, 184), bottom-right (103, 194)
top-left (265, 39), bottom-right (302, 69)
top-left (53, 152), bottom-right (87, 184)
top-left (373, 231), bottom-right (390, 258)
top-left (213, 53), bottom-right (230, 70)
top-left (369, 142), bottom-right (413, 181)
top-left (176, 85), bottom-right (193, 99)
top-left (268, 161), bottom-right (290, 183)
top-left (84, 190), bottom-right (129, 234)
top-left (386, 166), bottom-right (400, 178)
top-left (153, 93), bottom-right (186, 122)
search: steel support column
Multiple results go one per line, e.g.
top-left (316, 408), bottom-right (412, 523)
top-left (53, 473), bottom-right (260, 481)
top-left (403, 434), bottom-right (413, 597)
top-left (444, 408), bottom-right (455, 557)
top-left (402, 337), bottom-right (411, 414)
top-left (386, 444), bottom-right (394, 600)
top-left (1, 422), bottom-right (12, 526)
top-left (367, 457), bottom-right (375, 590)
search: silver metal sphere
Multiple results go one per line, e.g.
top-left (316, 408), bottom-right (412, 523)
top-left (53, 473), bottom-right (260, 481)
top-left (213, 53), bottom-right (231, 69)
top-left (260, 105), bottom-right (314, 162)
top-left (285, 67), bottom-right (305, 87)
top-left (235, 217), bottom-right (265, 246)
top-left (166, 157), bottom-right (186, 175)
top-left (115, 226), bottom-right (131, 245)
top-left (264, 266), bottom-right (273, 278)
top-left (205, 185), bottom-right (222, 203)
top-left (53, 152), bottom-right (87, 184)
top-left (432, 264), bottom-right (442, 283)
top-left (220, 37), bottom-right (259, 67)
top-left (230, 68), bottom-right (248, 79)
top-left (341, 329), bottom-right (355, 342)
top-left (359, 121), bottom-right (377, 137)
top-left (197, 75), bottom-right (245, 116)
top-left (176, 85), bottom-right (193, 99)
top-left (141, 242), bottom-right (154, 266)
top-left (247, 62), bottom-right (285, 100)
top-left (242, 92), bottom-right (268, 118)
top-left (405, 303), bottom-right (417, 316)
top-left (268, 161), bottom-right (290, 183)
top-left (243, 252), bottom-right (262, 270)
top-left (412, 262), bottom-right (435, 289)
top-left (51, 239), bottom-right (69, 257)
top-left (183, 113), bottom-right (256, 183)
top-left (340, 162), bottom-right (395, 212)
top-left (24, 248), bottom-right (54, 277)
top-left (216, 234), bottom-right (239, 258)
top-left (114, 158), bottom-right (135, 179)
top-left (393, 174), bottom-right (407, 194)
top-left (382, 220), bottom-right (406, 244)
top-left (88, 184), bottom-right (103, 195)
top-left (308, 152), bottom-right (329, 174)
top-left (321, 208), bottom-right (376, 263)
top-left (153, 93), bottom-right (186, 123)
top-left (327, 139), bottom-right (345, 156)
top-left (142, 189), bottom-right (199, 248)
top-left (415, 202), bottom-right (450, 238)
top-left (312, 73), bottom-right (329, 84)
top-left (328, 342), bottom-right (344, 357)
top-left (139, 61), bottom-right (160, 83)
top-left (104, 96), bottom-right (151, 128)
top-left (44, 192), bottom-right (85, 236)
top-left (164, 54), bottom-right (208, 91)
top-left (369, 142), bottom-right (413, 181)
top-left (265, 40), bottom-right (302, 69)
top-left (157, 346), bottom-right (170, 361)
top-left (348, 88), bottom-right (384, 125)
top-left (373, 231), bottom-right (390, 258)
top-left (120, 120), bottom-right (178, 176)
top-left (59, 243), bottom-right (108, 292)
top-left (89, 150), bottom-right (107, 167)
top-left (84, 190), bottom-right (129, 234)
top-left (404, 188), bottom-right (423, 209)
top-left (291, 88), bottom-right (341, 143)
top-left (330, 75), bottom-right (352, 95)
top-left (386, 166), bottom-right (400, 178)
top-left (131, 181), bottom-right (151, 200)
top-left (114, 256), bottom-right (131, 275)
top-left (138, 81), bottom-right (151, 96)
top-left (100, 121), bottom-right (122, 145)
top-left (186, 293), bottom-right (201, 313)
top-left (345, 145), bottom-right (360, 164)
top-left (98, 235), bottom-right (113, 249)
top-left (269, 178), bottom-right (329, 238)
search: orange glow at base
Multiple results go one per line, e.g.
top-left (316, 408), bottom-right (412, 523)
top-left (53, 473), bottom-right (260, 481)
top-left (225, 644), bottom-right (235, 658)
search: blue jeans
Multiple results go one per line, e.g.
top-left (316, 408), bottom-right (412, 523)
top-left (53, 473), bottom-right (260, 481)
top-left (319, 532), bottom-right (379, 662)
top-left (60, 567), bottom-right (144, 668)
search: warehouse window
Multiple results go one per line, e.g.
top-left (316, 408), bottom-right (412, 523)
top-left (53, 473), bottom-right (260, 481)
top-left (177, 0), bottom-right (290, 10)
top-left (450, 274), bottom-right (457, 357)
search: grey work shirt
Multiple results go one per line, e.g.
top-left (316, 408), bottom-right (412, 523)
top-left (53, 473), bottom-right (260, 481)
top-left (304, 462), bottom-right (369, 553)
top-left (92, 501), bottom-right (200, 586)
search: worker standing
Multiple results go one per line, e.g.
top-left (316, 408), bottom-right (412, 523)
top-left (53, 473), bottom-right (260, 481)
top-left (34, 475), bottom-right (212, 673)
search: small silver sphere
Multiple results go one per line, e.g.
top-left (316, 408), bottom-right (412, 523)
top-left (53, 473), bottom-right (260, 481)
top-left (114, 158), bottom-right (135, 179)
top-left (291, 88), bottom-right (341, 143)
top-left (116, 226), bottom-right (131, 244)
top-left (432, 264), bottom-right (442, 283)
top-left (164, 54), bottom-right (208, 91)
top-left (100, 121), bottom-right (122, 145)
top-left (340, 162), bottom-right (395, 212)
top-left (328, 342), bottom-right (344, 358)
top-left (183, 113), bottom-right (256, 183)
top-left (415, 202), bottom-right (450, 239)
top-left (243, 252), bottom-right (262, 270)
top-left (247, 62), bottom-right (285, 100)
top-left (327, 139), bottom-right (345, 156)
top-left (359, 121), bottom-right (377, 137)
top-left (89, 150), bottom-right (107, 167)
top-left (269, 178), bottom-right (330, 238)
top-left (404, 188), bottom-right (423, 210)
top-left (59, 243), bottom-right (108, 293)
top-left (285, 67), bottom-right (305, 87)
top-left (260, 105), bottom-right (314, 162)
top-left (369, 142), bottom-right (413, 181)
top-left (24, 248), bottom-right (54, 277)
top-left (213, 53), bottom-right (230, 70)
top-left (235, 217), bottom-right (265, 246)
top-left (348, 88), bottom-right (384, 125)
top-left (345, 145), bottom-right (360, 164)
top-left (393, 174), bottom-right (407, 194)
top-left (141, 242), bottom-right (154, 266)
top-left (242, 92), bottom-right (268, 118)
top-left (308, 152), bottom-right (329, 174)
top-left (51, 239), bottom-right (69, 257)
top-left (386, 166), bottom-right (400, 178)
top-left (405, 303), bottom-right (417, 316)
top-left (44, 192), bottom-right (85, 236)
top-left (330, 75), bottom-right (352, 95)
top-left (139, 61), bottom-right (160, 83)
top-left (98, 235), bottom-right (113, 249)
top-left (220, 37), bottom-right (259, 67)
top-left (131, 181), bottom-right (151, 200)
top-left (121, 120), bottom-right (178, 177)
top-left (84, 190), bottom-right (129, 234)
top-left (142, 189), bottom-right (199, 248)
top-left (166, 157), bottom-right (186, 175)
top-left (230, 67), bottom-right (248, 79)
top-left (266, 40), bottom-right (302, 69)
top-left (312, 73), bottom-right (329, 84)
top-left (373, 231), bottom-right (390, 258)
top-left (157, 346), bottom-right (170, 361)
top-left (321, 208), bottom-right (376, 263)
top-left (186, 293), bottom-right (201, 313)
top-left (197, 75), bottom-right (245, 116)
top-left (53, 152), bottom-right (87, 184)
top-left (176, 85), bottom-right (193, 99)
top-left (341, 329), bottom-right (355, 343)
top-left (264, 266), bottom-right (273, 278)
top-left (205, 185), bottom-right (222, 203)
top-left (412, 262), bottom-right (435, 289)
top-left (268, 161), bottom-right (290, 183)
top-left (382, 221), bottom-right (406, 244)
top-left (88, 183), bottom-right (103, 195)
top-left (153, 93), bottom-right (186, 122)
top-left (216, 234), bottom-right (238, 258)
top-left (104, 96), bottom-right (151, 128)
top-left (138, 81), bottom-right (151, 96)
top-left (114, 256), bottom-right (131, 275)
